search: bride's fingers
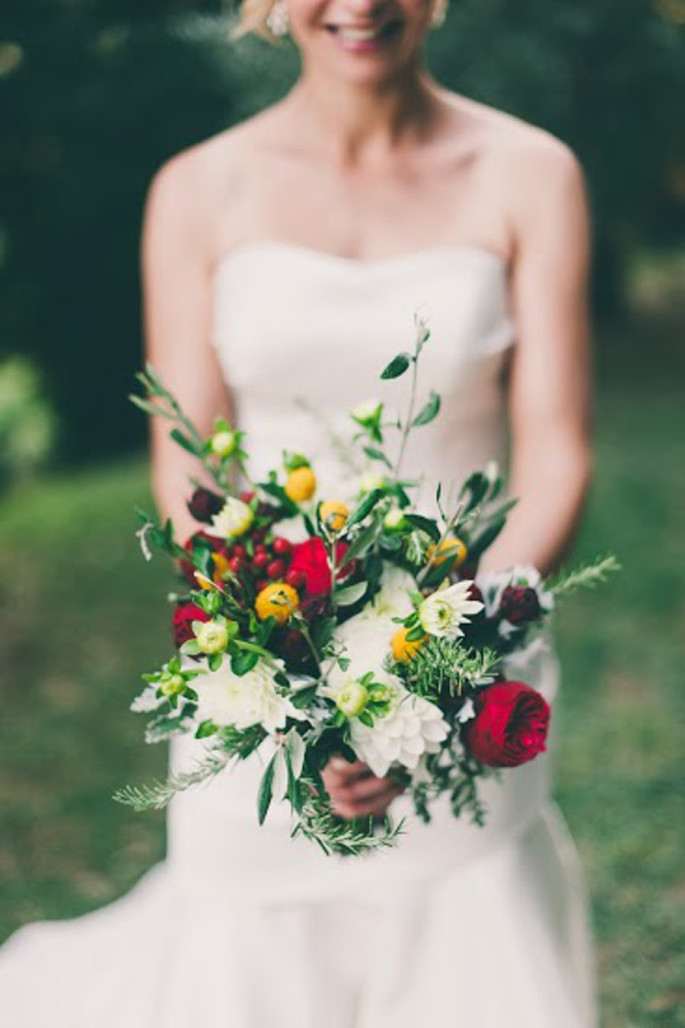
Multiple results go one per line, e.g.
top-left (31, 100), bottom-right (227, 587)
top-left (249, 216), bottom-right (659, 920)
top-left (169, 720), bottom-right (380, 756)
top-left (323, 758), bottom-right (373, 787)
top-left (330, 782), bottom-right (405, 821)
top-left (334, 774), bottom-right (397, 803)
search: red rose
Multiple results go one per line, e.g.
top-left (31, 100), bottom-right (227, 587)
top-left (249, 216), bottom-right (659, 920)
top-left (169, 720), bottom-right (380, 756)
top-left (288, 537), bottom-right (352, 597)
top-left (172, 602), bottom-right (210, 647)
top-left (464, 681), bottom-right (550, 768)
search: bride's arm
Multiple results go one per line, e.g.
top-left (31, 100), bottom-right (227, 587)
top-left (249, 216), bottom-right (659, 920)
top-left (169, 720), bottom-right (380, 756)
top-left (479, 140), bottom-right (593, 578)
top-left (140, 155), bottom-right (234, 540)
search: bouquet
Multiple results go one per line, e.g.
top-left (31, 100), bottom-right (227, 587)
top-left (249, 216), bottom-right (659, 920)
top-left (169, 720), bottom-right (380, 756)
top-left (115, 316), bottom-right (618, 856)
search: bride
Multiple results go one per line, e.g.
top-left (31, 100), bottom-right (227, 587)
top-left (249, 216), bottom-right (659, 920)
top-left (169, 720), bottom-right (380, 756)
top-left (0, 0), bottom-right (596, 1025)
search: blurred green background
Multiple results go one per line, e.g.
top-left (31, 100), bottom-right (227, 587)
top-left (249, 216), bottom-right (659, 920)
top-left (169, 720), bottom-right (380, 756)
top-left (1, 2), bottom-right (684, 1025)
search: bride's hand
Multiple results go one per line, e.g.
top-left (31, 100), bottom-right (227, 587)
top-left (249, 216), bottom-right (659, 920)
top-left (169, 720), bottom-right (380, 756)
top-left (322, 757), bottom-right (405, 821)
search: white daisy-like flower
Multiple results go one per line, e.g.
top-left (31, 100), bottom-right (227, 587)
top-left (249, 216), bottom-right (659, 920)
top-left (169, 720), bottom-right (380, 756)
top-left (204, 497), bottom-right (254, 540)
top-left (348, 683), bottom-right (449, 778)
top-left (418, 580), bottom-right (483, 639)
top-left (193, 657), bottom-right (302, 734)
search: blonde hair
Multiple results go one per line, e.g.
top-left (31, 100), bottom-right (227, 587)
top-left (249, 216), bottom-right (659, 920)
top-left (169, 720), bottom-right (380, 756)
top-left (229, 0), bottom-right (284, 43)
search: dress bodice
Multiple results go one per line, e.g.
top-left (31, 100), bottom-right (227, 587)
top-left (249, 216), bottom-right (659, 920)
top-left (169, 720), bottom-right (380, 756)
top-left (211, 241), bottom-right (515, 506)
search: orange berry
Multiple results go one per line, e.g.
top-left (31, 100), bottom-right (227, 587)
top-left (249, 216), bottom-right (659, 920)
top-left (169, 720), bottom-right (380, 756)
top-left (285, 466), bottom-right (317, 503)
top-left (255, 582), bottom-right (300, 624)
top-left (426, 536), bottom-right (468, 569)
top-left (320, 499), bottom-right (349, 533)
top-left (391, 626), bottom-right (428, 663)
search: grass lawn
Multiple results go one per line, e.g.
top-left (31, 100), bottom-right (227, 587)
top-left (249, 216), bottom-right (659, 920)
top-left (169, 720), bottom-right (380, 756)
top-left (1, 276), bottom-right (683, 1025)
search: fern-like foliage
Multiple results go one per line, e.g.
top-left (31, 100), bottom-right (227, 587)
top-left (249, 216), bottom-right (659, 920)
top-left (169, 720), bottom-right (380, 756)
top-left (291, 779), bottom-right (406, 857)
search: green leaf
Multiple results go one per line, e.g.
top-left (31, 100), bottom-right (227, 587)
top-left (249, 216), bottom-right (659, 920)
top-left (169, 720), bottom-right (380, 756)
top-left (363, 445), bottom-right (392, 469)
top-left (412, 390), bottom-right (441, 427)
top-left (406, 623), bottom-right (427, 642)
top-left (169, 427), bottom-right (201, 456)
top-left (231, 649), bottom-right (259, 676)
top-left (380, 352), bottom-right (411, 380)
top-left (286, 731), bottom-right (306, 778)
top-left (338, 518), bottom-right (381, 567)
top-left (346, 488), bottom-right (384, 528)
top-left (196, 720), bottom-right (218, 739)
top-left (257, 755), bottom-right (276, 825)
top-left (335, 582), bottom-right (368, 607)
top-left (404, 513), bottom-right (441, 542)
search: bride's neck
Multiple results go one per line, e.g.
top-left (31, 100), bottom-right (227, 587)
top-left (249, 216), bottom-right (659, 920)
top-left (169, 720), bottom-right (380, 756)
top-left (286, 67), bottom-right (442, 165)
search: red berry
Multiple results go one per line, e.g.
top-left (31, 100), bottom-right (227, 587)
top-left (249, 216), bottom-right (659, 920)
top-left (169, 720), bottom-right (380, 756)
top-left (272, 537), bottom-right (292, 556)
top-left (267, 559), bottom-right (286, 580)
top-left (256, 578), bottom-right (269, 593)
top-left (228, 556), bottom-right (244, 574)
top-left (285, 568), bottom-right (306, 590)
top-left (240, 490), bottom-right (255, 504)
top-left (253, 550), bottom-right (270, 569)
top-left (232, 544), bottom-right (246, 560)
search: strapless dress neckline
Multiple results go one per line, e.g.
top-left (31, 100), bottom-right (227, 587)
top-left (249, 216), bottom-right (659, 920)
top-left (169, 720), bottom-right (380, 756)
top-left (211, 238), bottom-right (509, 283)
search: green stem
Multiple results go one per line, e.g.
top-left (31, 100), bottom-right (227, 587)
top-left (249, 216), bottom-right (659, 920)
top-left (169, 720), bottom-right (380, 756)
top-left (393, 353), bottom-right (419, 481)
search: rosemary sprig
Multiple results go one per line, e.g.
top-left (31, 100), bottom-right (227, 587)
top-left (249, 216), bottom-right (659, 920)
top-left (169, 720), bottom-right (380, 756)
top-left (550, 554), bottom-right (621, 597)
top-left (292, 780), bottom-right (406, 857)
top-left (113, 749), bottom-right (231, 812)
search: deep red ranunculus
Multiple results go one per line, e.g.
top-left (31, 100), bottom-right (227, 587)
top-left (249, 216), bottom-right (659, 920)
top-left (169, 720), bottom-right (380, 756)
top-left (187, 487), bottom-right (225, 524)
top-left (288, 538), bottom-right (352, 597)
top-left (464, 680), bottom-right (550, 768)
top-left (172, 602), bottom-right (210, 647)
top-left (499, 585), bottom-right (541, 625)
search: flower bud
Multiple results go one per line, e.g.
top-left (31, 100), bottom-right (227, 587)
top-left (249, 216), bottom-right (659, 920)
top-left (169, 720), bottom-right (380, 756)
top-left (195, 620), bottom-right (229, 654)
top-left (159, 672), bottom-right (186, 697)
top-left (359, 471), bottom-right (386, 494)
top-left (351, 399), bottom-right (383, 426)
top-left (383, 507), bottom-right (406, 532)
top-left (336, 681), bottom-right (369, 718)
top-left (210, 430), bottom-right (237, 458)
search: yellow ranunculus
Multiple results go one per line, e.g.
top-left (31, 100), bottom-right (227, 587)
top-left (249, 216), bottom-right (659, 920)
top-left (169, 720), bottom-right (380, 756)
top-left (426, 536), bottom-right (468, 569)
top-left (255, 582), bottom-right (300, 624)
top-left (391, 626), bottom-right (428, 663)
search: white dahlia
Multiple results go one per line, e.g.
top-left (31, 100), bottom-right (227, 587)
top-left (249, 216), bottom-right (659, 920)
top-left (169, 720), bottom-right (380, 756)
top-left (194, 657), bottom-right (301, 734)
top-left (348, 683), bottom-right (449, 778)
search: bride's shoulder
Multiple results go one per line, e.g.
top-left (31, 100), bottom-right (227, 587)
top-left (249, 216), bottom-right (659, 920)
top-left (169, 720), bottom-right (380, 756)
top-left (142, 108), bottom-right (281, 255)
top-left (443, 91), bottom-right (585, 189)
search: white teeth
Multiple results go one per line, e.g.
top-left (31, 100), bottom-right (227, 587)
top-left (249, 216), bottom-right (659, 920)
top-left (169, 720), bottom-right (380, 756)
top-left (338, 26), bottom-right (382, 41)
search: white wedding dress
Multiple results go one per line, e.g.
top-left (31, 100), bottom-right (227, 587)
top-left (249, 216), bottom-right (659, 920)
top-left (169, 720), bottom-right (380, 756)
top-left (0, 240), bottom-right (597, 1027)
